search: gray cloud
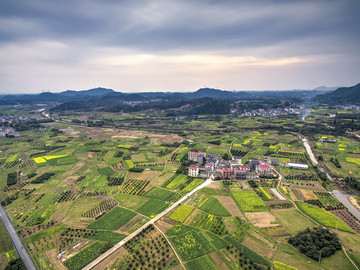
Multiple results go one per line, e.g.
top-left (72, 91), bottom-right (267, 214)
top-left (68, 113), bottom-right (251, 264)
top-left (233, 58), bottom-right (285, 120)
top-left (0, 0), bottom-right (359, 92)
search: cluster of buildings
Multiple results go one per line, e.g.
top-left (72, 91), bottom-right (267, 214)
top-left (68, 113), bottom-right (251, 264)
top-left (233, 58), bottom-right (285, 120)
top-left (188, 151), bottom-right (277, 180)
top-left (188, 151), bottom-right (309, 180)
top-left (333, 105), bottom-right (360, 111)
top-left (0, 115), bottom-right (28, 124)
top-left (232, 107), bottom-right (306, 118)
top-left (0, 126), bottom-right (20, 137)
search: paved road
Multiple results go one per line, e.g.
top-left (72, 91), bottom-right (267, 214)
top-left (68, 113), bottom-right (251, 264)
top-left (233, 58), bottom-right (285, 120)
top-left (0, 206), bottom-right (37, 270)
top-left (83, 178), bottom-right (212, 270)
top-left (332, 190), bottom-right (360, 220)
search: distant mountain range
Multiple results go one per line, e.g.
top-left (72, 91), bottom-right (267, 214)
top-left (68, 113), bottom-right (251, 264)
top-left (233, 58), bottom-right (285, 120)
top-left (316, 83), bottom-right (360, 104)
top-left (1, 85), bottom-right (358, 113)
top-left (0, 86), bottom-right (333, 104)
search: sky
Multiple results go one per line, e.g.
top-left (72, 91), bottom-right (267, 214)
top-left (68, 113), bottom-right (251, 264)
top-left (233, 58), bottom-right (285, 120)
top-left (0, 0), bottom-right (359, 94)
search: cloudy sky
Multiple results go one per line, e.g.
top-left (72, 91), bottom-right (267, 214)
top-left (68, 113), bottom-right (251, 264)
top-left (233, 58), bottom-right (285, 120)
top-left (0, 0), bottom-right (359, 93)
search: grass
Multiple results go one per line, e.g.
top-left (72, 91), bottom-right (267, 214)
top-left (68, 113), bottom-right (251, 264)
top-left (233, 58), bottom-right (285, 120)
top-left (346, 157), bottom-right (360, 166)
top-left (274, 261), bottom-right (298, 270)
top-left (186, 255), bottom-right (217, 270)
top-left (272, 209), bottom-right (316, 234)
top-left (88, 207), bottom-right (136, 230)
top-left (0, 219), bottom-right (13, 253)
top-left (295, 201), bottom-right (353, 233)
top-left (64, 241), bottom-right (110, 270)
top-left (113, 193), bottom-right (149, 211)
top-left (98, 167), bottom-right (115, 176)
top-left (89, 231), bottom-right (126, 244)
top-left (136, 199), bottom-right (169, 218)
top-left (144, 186), bottom-right (174, 201)
top-left (231, 190), bottom-right (268, 212)
top-left (198, 197), bottom-right (231, 216)
top-left (170, 204), bottom-right (195, 222)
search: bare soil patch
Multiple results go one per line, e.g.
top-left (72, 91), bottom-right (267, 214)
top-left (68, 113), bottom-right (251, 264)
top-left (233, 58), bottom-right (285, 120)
top-left (45, 249), bottom-right (67, 270)
top-left (215, 196), bottom-right (243, 217)
top-left (291, 188), bottom-right (305, 200)
top-left (117, 214), bottom-right (143, 233)
top-left (92, 247), bottom-right (130, 270)
top-left (155, 218), bottom-right (175, 233)
top-left (60, 127), bottom-right (80, 137)
top-left (245, 212), bottom-right (279, 228)
top-left (299, 189), bottom-right (318, 200)
top-left (77, 126), bottom-right (184, 143)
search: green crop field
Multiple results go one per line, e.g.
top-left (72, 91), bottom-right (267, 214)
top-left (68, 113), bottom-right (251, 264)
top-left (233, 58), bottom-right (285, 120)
top-left (259, 187), bottom-right (272, 200)
top-left (144, 186), bottom-right (174, 201)
top-left (231, 190), bottom-right (268, 212)
top-left (136, 198), bottom-right (169, 217)
top-left (64, 241), bottom-right (110, 270)
top-left (191, 211), bottom-right (228, 236)
top-left (166, 223), bottom-right (195, 237)
top-left (124, 159), bottom-right (134, 169)
top-left (88, 207), bottom-right (136, 230)
top-left (170, 204), bottom-right (195, 222)
top-left (198, 197), bottom-right (231, 216)
top-left (168, 228), bottom-right (216, 261)
top-left (166, 174), bottom-right (188, 190)
top-left (182, 178), bottom-right (204, 194)
top-left (295, 201), bottom-right (353, 232)
top-left (89, 231), bottom-right (126, 244)
top-left (186, 255), bottom-right (217, 270)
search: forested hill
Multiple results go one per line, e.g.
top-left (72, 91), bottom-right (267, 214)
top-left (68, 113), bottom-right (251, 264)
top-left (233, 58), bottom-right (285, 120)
top-left (316, 83), bottom-right (360, 104)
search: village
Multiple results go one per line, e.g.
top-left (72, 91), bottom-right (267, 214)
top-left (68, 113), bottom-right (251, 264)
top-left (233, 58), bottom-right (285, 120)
top-left (188, 151), bottom-right (309, 180)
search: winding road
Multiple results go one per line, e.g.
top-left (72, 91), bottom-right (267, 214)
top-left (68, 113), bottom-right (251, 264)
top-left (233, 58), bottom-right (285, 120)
top-left (0, 205), bottom-right (36, 270)
top-left (83, 178), bottom-right (212, 270)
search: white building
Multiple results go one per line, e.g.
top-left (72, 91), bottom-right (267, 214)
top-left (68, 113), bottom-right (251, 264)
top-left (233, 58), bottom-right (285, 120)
top-left (188, 166), bottom-right (199, 177)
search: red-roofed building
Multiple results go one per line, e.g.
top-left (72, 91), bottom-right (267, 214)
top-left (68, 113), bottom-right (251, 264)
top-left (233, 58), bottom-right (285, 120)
top-left (188, 151), bottom-right (207, 162)
top-left (188, 166), bottom-right (199, 177)
top-left (257, 164), bottom-right (272, 175)
top-left (222, 168), bottom-right (233, 179)
top-left (240, 164), bottom-right (250, 171)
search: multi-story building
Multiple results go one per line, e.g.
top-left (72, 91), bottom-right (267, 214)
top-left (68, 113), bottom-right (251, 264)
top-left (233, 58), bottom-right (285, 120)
top-left (257, 164), bottom-right (272, 175)
top-left (222, 168), bottom-right (233, 179)
top-left (188, 151), bottom-right (206, 162)
top-left (188, 166), bottom-right (199, 177)
top-left (234, 169), bottom-right (247, 179)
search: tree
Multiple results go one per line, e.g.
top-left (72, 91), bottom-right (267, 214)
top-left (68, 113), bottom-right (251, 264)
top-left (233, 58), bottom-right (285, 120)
top-left (288, 227), bottom-right (341, 260)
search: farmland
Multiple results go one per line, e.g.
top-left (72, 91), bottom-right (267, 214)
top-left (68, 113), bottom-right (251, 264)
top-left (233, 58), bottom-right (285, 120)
top-left (64, 241), bottom-right (111, 270)
top-left (88, 207), bottom-right (136, 230)
top-left (0, 106), bottom-right (360, 270)
top-left (198, 197), bottom-right (231, 216)
top-left (231, 190), bottom-right (268, 212)
top-left (170, 204), bottom-right (195, 222)
top-left (295, 201), bottom-right (353, 233)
